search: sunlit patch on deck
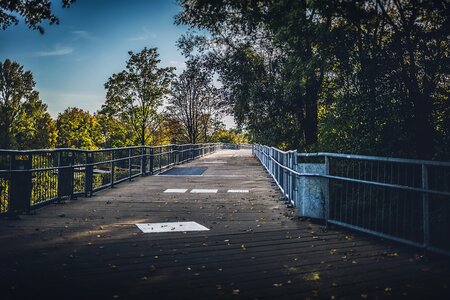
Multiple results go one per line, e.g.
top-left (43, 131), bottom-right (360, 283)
top-left (190, 189), bottom-right (218, 193)
top-left (136, 222), bottom-right (210, 233)
top-left (163, 189), bottom-right (188, 193)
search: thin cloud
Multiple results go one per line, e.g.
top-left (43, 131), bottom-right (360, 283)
top-left (125, 27), bottom-right (157, 41)
top-left (35, 46), bottom-right (73, 57)
top-left (126, 36), bottom-right (147, 41)
top-left (71, 30), bottom-right (97, 41)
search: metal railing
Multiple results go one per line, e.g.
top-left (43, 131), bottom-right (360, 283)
top-left (253, 144), bottom-right (450, 256)
top-left (0, 143), bottom-right (220, 216)
top-left (221, 143), bottom-right (253, 150)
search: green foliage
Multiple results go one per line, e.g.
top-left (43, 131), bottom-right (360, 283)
top-left (103, 48), bottom-right (175, 145)
top-left (213, 129), bottom-right (249, 144)
top-left (0, 0), bottom-right (74, 34)
top-left (96, 114), bottom-right (135, 148)
top-left (167, 56), bottom-right (223, 144)
top-left (177, 0), bottom-right (450, 159)
top-left (56, 107), bottom-right (103, 149)
top-left (0, 59), bottom-right (57, 149)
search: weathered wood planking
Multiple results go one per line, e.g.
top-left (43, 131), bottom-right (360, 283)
top-left (0, 149), bottom-right (449, 300)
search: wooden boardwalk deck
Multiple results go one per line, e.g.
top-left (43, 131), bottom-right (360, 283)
top-left (1, 150), bottom-right (449, 300)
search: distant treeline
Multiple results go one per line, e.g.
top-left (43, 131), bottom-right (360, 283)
top-left (0, 56), bottom-right (248, 150)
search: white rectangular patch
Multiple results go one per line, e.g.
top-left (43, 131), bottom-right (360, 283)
top-left (228, 189), bottom-right (249, 193)
top-left (163, 189), bottom-right (188, 193)
top-left (136, 222), bottom-right (209, 233)
top-left (190, 189), bottom-right (218, 193)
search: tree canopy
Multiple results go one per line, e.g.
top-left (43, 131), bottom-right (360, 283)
top-left (167, 56), bottom-right (223, 144)
top-left (176, 0), bottom-right (450, 159)
top-left (0, 0), bottom-right (75, 34)
top-left (0, 59), bottom-right (57, 149)
top-left (102, 48), bottom-right (175, 146)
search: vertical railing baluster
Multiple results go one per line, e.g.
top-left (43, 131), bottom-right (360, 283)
top-left (141, 147), bottom-right (146, 176)
top-left (150, 147), bottom-right (154, 175)
top-left (128, 148), bottom-right (132, 181)
top-left (324, 156), bottom-right (330, 226)
top-left (110, 150), bottom-right (115, 187)
top-left (85, 152), bottom-right (93, 197)
top-left (422, 164), bottom-right (429, 250)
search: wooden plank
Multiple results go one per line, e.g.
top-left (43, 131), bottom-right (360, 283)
top-left (0, 149), bottom-right (449, 300)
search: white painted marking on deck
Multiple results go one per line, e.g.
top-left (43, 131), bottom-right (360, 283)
top-left (201, 161), bottom-right (227, 164)
top-left (227, 189), bottom-right (249, 193)
top-left (136, 222), bottom-right (209, 233)
top-left (190, 189), bottom-right (218, 193)
top-left (163, 189), bottom-right (188, 193)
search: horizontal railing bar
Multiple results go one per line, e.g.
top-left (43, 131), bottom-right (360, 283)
top-left (297, 152), bottom-right (450, 167)
top-left (260, 149), bottom-right (450, 197)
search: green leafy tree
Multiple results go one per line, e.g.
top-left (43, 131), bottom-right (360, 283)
top-left (96, 114), bottom-right (135, 148)
top-left (103, 48), bottom-right (175, 146)
top-left (0, 0), bottom-right (74, 34)
top-left (0, 59), bottom-right (57, 149)
top-left (56, 107), bottom-right (103, 149)
top-left (176, 0), bottom-right (449, 159)
top-left (167, 57), bottom-right (222, 144)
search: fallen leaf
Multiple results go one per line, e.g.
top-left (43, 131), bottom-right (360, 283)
top-left (304, 272), bottom-right (320, 281)
top-left (273, 283), bottom-right (283, 287)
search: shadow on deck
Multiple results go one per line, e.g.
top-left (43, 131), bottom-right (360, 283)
top-left (0, 150), bottom-right (449, 299)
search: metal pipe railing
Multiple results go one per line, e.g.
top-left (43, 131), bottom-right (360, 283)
top-left (0, 143), bottom-right (222, 216)
top-left (253, 144), bottom-right (450, 256)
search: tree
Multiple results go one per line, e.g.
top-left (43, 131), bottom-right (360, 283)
top-left (103, 48), bottom-right (175, 146)
top-left (167, 57), bottom-right (222, 144)
top-left (176, 0), bottom-right (450, 159)
top-left (0, 0), bottom-right (75, 34)
top-left (0, 59), bottom-right (57, 149)
top-left (56, 107), bottom-right (103, 149)
top-left (96, 114), bottom-right (135, 148)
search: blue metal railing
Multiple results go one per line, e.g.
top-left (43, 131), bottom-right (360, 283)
top-left (0, 143), bottom-right (221, 215)
top-left (253, 144), bottom-right (450, 256)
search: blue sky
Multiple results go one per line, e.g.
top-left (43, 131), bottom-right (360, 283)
top-left (0, 0), bottom-right (190, 117)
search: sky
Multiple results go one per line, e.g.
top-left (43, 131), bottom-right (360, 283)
top-left (0, 0), bottom-right (234, 127)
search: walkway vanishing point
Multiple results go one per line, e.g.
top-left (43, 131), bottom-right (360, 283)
top-left (1, 149), bottom-right (449, 300)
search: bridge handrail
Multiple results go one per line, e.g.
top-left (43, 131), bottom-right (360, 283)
top-left (253, 144), bottom-right (450, 256)
top-left (0, 143), bottom-right (222, 215)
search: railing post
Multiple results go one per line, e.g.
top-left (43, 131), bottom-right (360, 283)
top-left (110, 151), bottom-right (115, 187)
top-left (149, 147), bottom-right (154, 175)
top-left (293, 151), bottom-right (298, 207)
top-left (175, 145), bottom-right (180, 164)
top-left (9, 153), bottom-right (32, 216)
top-left (128, 148), bottom-right (132, 181)
top-left (85, 152), bottom-right (93, 197)
top-left (167, 146), bottom-right (170, 167)
top-left (141, 147), bottom-right (147, 176)
top-left (422, 164), bottom-right (429, 250)
top-left (158, 146), bottom-right (163, 172)
top-left (324, 156), bottom-right (330, 227)
top-left (58, 151), bottom-right (74, 201)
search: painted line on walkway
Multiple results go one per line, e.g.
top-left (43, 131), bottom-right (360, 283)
top-left (136, 222), bottom-right (209, 233)
top-left (190, 189), bottom-right (218, 193)
top-left (163, 189), bottom-right (188, 193)
top-left (227, 189), bottom-right (249, 193)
